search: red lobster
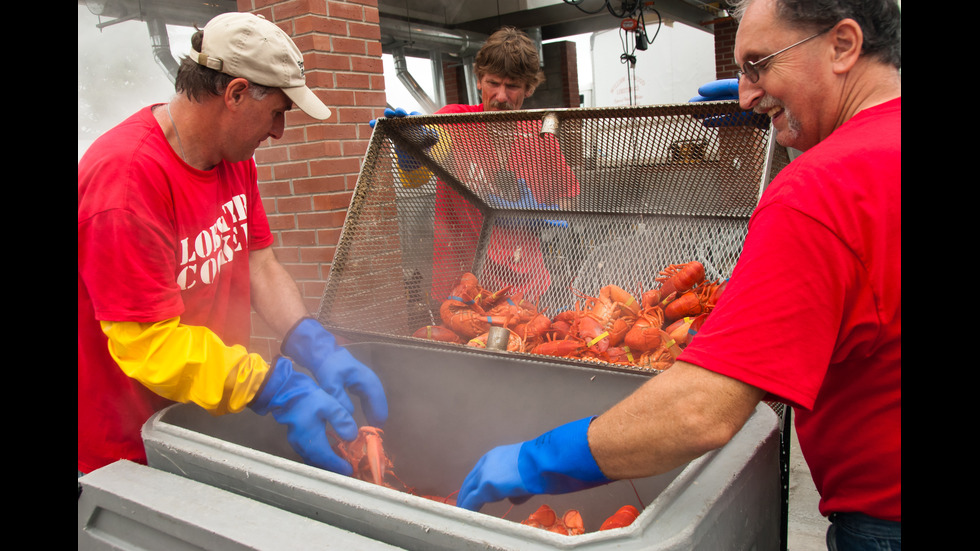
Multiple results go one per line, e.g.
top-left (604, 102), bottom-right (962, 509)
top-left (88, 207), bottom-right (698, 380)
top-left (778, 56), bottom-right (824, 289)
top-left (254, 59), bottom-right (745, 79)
top-left (623, 307), bottom-right (666, 353)
top-left (521, 504), bottom-right (585, 536)
top-left (439, 273), bottom-right (516, 339)
top-left (599, 505), bottom-right (641, 530)
top-left (336, 426), bottom-right (394, 487)
top-left (513, 312), bottom-right (554, 351)
top-left (440, 299), bottom-right (510, 340)
top-left (411, 325), bottom-right (463, 344)
top-left (487, 292), bottom-right (538, 326)
top-left (656, 261), bottom-right (705, 299)
top-left (663, 278), bottom-right (727, 322)
top-left (520, 503), bottom-right (641, 535)
top-left (531, 334), bottom-right (588, 358)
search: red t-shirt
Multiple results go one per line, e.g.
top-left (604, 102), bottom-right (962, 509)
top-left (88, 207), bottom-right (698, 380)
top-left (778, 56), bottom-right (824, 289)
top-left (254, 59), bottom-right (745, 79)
top-left (679, 98), bottom-right (901, 521)
top-left (77, 105), bottom-right (274, 473)
top-left (431, 104), bottom-right (580, 301)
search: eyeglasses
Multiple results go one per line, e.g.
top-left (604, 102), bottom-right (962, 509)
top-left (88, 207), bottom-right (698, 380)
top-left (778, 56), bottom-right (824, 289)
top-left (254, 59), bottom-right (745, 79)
top-left (736, 25), bottom-right (835, 83)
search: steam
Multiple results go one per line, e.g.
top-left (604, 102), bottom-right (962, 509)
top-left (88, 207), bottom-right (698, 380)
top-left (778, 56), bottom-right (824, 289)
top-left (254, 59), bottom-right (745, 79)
top-left (78, 6), bottom-right (194, 161)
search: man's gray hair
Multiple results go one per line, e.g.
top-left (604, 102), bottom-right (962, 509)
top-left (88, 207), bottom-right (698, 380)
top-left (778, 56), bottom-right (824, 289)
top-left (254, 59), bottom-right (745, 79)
top-left (729, 0), bottom-right (900, 69)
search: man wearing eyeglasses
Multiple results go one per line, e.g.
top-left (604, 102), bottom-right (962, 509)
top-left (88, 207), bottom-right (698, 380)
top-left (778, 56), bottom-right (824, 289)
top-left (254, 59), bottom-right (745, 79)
top-left (455, 1), bottom-right (900, 549)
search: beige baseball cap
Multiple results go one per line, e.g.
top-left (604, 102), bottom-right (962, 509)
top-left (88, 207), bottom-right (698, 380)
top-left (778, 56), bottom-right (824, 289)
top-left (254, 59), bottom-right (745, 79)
top-left (190, 12), bottom-right (332, 120)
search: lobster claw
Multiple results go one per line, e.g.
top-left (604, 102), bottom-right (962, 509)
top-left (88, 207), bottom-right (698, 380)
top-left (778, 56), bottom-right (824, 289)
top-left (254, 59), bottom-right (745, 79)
top-left (364, 430), bottom-right (386, 486)
top-left (337, 426), bottom-right (394, 488)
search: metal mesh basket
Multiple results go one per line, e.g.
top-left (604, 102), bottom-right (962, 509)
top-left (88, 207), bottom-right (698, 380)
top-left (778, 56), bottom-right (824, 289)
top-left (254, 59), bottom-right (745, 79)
top-left (317, 104), bottom-right (793, 547)
top-left (317, 102), bottom-right (789, 364)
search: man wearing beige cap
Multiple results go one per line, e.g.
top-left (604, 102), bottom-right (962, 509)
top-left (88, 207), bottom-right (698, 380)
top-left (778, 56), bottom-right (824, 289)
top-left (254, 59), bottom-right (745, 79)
top-left (78, 12), bottom-right (388, 482)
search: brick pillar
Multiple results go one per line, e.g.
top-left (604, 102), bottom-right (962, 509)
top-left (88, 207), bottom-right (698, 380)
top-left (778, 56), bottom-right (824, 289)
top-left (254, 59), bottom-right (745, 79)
top-left (442, 59), bottom-right (465, 106)
top-left (714, 18), bottom-right (739, 79)
top-left (554, 41), bottom-right (580, 108)
top-left (524, 41), bottom-right (580, 110)
top-left (237, 0), bottom-right (387, 359)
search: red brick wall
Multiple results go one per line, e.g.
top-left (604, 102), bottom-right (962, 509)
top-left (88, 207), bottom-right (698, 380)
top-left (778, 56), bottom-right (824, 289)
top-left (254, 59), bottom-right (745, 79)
top-left (237, 0), bottom-right (387, 359)
top-left (714, 18), bottom-right (739, 80)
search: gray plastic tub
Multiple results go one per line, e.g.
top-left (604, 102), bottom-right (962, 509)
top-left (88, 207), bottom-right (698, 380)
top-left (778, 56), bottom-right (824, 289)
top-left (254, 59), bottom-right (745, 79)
top-left (142, 341), bottom-right (780, 550)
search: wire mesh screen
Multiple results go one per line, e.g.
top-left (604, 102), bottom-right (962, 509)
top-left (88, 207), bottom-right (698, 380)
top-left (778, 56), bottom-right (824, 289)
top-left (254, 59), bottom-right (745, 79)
top-left (318, 102), bottom-right (789, 363)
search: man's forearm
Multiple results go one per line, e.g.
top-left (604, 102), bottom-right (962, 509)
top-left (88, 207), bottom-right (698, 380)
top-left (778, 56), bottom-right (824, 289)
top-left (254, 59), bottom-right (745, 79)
top-left (249, 247), bottom-right (310, 338)
top-left (587, 361), bottom-right (766, 480)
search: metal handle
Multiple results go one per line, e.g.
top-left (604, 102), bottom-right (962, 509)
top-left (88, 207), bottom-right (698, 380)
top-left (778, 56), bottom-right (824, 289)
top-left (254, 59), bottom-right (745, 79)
top-left (486, 326), bottom-right (511, 351)
top-left (540, 112), bottom-right (559, 137)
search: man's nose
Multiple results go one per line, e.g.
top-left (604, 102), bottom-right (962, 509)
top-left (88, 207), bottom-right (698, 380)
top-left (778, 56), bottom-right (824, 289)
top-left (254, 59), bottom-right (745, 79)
top-left (738, 79), bottom-right (764, 111)
top-left (270, 114), bottom-right (285, 140)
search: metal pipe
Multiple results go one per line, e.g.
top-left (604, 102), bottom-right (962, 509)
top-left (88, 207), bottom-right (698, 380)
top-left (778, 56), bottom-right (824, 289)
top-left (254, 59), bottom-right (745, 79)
top-left (393, 48), bottom-right (438, 114)
top-left (526, 26), bottom-right (545, 69)
top-left (462, 56), bottom-right (478, 106)
top-left (146, 17), bottom-right (179, 84)
top-left (379, 17), bottom-right (487, 58)
top-left (429, 51), bottom-right (446, 108)
top-left (379, 17), bottom-right (490, 108)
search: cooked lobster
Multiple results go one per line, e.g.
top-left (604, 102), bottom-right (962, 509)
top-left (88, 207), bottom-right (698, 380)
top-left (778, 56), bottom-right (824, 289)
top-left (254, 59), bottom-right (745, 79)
top-left (599, 505), bottom-right (641, 530)
top-left (414, 263), bottom-right (723, 371)
top-left (521, 504), bottom-right (585, 536)
top-left (336, 426), bottom-right (394, 488)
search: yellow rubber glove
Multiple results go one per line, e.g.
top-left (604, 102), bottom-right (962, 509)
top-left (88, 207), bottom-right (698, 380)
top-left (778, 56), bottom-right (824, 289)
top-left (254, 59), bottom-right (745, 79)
top-left (373, 107), bottom-right (451, 188)
top-left (101, 317), bottom-right (271, 415)
top-left (395, 125), bottom-right (450, 188)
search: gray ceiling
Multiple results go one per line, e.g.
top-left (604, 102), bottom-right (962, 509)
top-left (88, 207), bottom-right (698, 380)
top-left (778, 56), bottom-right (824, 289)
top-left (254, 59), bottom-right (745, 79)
top-left (378, 0), bottom-right (729, 40)
top-left (79, 0), bottom-right (731, 65)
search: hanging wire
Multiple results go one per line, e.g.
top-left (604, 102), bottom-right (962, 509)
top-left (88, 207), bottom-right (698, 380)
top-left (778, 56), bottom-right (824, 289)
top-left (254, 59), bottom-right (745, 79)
top-left (639, 7), bottom-right (662, 48)
top-left (615, 5), bottom-right (661, 106)
top-left (619, 22), bottom-right (637, 105)
top-left (563, 0), bottom-right (644, 18)
top-left (563, 1), bottom-right (663, 106)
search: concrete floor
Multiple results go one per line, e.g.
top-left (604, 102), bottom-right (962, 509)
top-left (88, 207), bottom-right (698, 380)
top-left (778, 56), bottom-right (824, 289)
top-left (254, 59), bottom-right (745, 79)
top-left (786, 422), bottom-right (831, 551)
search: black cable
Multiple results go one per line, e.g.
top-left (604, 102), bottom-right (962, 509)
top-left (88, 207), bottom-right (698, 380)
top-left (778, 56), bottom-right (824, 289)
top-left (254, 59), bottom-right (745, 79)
top-left (562, 0), bottom-right (609, 16)
top-left (619, 27), bottom-right (637, 105)
top-left (639, 7), bottom-right (662, 45)
top-left (567, 1), bottom-right (660, 106)
top-left (563, 0), bottom-right (644, 19)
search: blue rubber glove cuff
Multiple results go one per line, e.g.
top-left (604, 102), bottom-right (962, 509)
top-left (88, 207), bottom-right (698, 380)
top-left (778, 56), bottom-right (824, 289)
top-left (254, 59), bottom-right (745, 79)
top-left (250, 357), bottom-right (358, 475)
top-left (456, 416), bottom-right (610, 511)
top-left (517, 416), bottom-right (611, 494)
top-left (282, 318), bottom-right (389, 427)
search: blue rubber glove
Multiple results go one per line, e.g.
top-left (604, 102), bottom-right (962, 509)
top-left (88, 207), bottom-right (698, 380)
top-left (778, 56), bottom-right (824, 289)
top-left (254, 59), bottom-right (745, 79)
top-left (689, 79), bottom-right (769, 129)
top-left (488, 179), bottom-right (568, 228)
top-left (282, 318), bottom-right (388, 428)
top-left (369, 107), bottom-right (440, 182)
top-left (457, 416), bottom-right (612, 511)
top-left (689, 78), bottom-right (739, 102)
top-left (368, 107), bottom-right (417, 129)
top-left (249, 357), bottom-right (359, 475)
top-left (487, 179), bottom-right (556, 210)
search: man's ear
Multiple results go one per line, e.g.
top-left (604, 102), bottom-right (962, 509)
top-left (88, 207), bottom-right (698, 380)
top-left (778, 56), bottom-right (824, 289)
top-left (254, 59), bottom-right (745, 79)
top-left (830, 18), bottom-right (863, 75)
top-left (224, 78), bottom-right (251, 110)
